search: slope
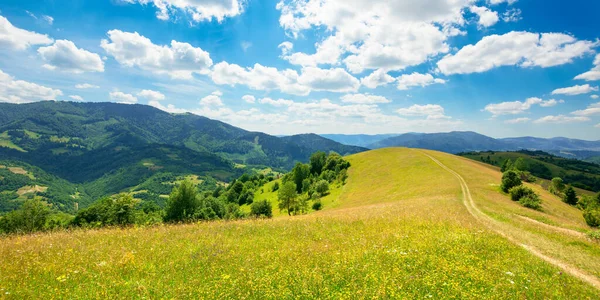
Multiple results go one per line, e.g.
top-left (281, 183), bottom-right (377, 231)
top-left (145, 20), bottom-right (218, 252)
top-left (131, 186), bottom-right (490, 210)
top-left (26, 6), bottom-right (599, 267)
top-left (1, 148), bottom-right (599, 298)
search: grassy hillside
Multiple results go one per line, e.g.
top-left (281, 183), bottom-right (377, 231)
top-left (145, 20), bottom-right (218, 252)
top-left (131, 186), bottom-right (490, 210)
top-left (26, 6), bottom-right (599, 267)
top-left (1, 148), bottom-right (599, 297)
top-left (459, 150), bottom-right (600, 192)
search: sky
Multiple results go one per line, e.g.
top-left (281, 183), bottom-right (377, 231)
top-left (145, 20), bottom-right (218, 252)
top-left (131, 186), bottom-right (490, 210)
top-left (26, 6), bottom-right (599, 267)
top-left (0, 0), bottom-right (599, 140)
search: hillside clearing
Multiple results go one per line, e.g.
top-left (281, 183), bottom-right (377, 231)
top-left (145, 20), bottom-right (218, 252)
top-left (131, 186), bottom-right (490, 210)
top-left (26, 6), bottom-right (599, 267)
top-left (1, 148), bottom-right (599, 298)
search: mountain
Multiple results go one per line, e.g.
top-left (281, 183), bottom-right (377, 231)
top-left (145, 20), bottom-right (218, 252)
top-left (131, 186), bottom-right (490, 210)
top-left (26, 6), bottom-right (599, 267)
top-left (281, 134), bottom-right (368, 155)
top-left (500, 137), bottom-right (600, 151)
top-left (0, 101), bottom-right (366, 212)
top-left (319, 134), bottom-right (398, 148)
top-left (369, 131), bottom-right (511, 153)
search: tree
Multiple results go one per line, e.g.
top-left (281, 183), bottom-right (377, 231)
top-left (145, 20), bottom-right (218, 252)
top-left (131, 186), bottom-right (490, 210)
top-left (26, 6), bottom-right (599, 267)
top-left (251, 200), bottom-right (273, 218)
top-left (501, 171), bottom-right (522, 193)
top-left (512, 157), bottom-right (527, 171)
top-left (501, 159), bottom-right (512, 172)
top-left (563, 186), bottom-right (578, 206)
top-left (549, 177), bottom-right (565, 195)
top-left (309, 151), bottom-right (327, 175)
top-left (315, 180), bottom-right (330, 196)
top-left (271, 181), bottom-right (280, 192)
top-left (278, 182), bottom-right (298, 216)
top-left (0, 198), bottom-right (52, 234)
top-left (164, 179), bottom-right (199, 222)
top-left (292, 163), bottom-right (311, 193)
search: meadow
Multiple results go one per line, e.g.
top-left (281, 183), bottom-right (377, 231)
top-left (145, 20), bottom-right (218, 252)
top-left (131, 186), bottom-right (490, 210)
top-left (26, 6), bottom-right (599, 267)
top-left (1, 148), bottom-right (599, 298)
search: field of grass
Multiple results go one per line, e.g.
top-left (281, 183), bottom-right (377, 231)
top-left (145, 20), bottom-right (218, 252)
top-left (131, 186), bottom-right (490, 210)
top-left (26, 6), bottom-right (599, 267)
top-left (1, 148), bottom-right (599, 298)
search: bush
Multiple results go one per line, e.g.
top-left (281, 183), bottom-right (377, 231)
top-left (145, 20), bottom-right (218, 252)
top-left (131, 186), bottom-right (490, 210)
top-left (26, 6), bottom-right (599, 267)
top-left (509, 186), bottom-right (536, 202)
top-left (312, 201), bottom-right (322, 211)
top-left (271, 181), bottom-right (280, 192)
top-left (315, 180), bottom-right (330, 196)
top-left (250, 200), bottom-right (273, 218)
top-left (501, 171), bottom-right (522, 193)
top-left (72, 193), bottom-right (140, 227)
top-left (549, 177), bottom-right (565, 196)
top-left (0, 199), bottom-right (52, 234)
top-left (583, 209), bottom-right (600, 227)
top-left (519, 195), bottom-right (542, 210)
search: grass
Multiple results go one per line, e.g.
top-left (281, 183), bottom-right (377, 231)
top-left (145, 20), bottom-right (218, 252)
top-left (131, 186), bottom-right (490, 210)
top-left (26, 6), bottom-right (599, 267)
top-left (1, 148), bottom-right (599, 298)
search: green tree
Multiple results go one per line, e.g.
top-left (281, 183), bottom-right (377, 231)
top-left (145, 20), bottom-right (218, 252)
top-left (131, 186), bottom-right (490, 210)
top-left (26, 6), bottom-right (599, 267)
top-left (309, 151), bottom-right (327, 175)
top-left (278, 182), bottom-right (298, 216)
top-left (250, 200), bottom-right (273, 218)
top-left (501, 159), bottom-right (512, 172)
top-left (549, 177), bottom-right (565, 195)
top-left (164, 179), bottom-right (199, 222)
top-left (315, 180), bottom-right (330, 196)
top-left (271, 181), bottom-right (280, 192)
top-left (292, 163), bottom-right (311, 194)
top-left (0, 198), bottom-right (52, 234)
top-left (512, 157), bottom-right (527, 171)
top-left (563, 186), bottom-right (578, 206)
top-left (501, 171), bottom-right (522, 193)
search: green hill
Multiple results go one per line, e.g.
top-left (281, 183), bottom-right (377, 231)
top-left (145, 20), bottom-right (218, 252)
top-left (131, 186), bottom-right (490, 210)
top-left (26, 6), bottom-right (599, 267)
top-left (459, 150), bottom-right (600, 192)
top-left (1, 148), bottom-right (598, 298)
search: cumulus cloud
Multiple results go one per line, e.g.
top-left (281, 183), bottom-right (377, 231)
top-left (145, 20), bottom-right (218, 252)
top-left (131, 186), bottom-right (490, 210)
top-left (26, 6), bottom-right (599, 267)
top-left (38, 40), bottom-right (104, 73)
top-left (278, 41), bottom-right (293, 56)
top-left (210, 62), bottom-right (359, 95)
top-left (437, 31), bottom-right (596, 75)
top-left (574, 54), bottom-right (600, 82)
top-left (552, 84), bottom-right (599, 96)
top-left (242, 95), bottom-right (256, 104)
top-left (502, 8), bottom-right (522, 22)
top-left (0, 69), bottom-right (62, 103)
top-left (75, 83), bottom-right (99, 89)
top-left (484, 97), bottom-right (561, 116)
top-left (101, 30), bottom-right (213, 79)
top-left (396, 104), bottom-right (450, 120)
top-left (470, 6), bottom-right (499, 28)
top-left (360, 69), bottom-right (395, 89)
top-left (258, 97), bottom-right (294, 107)
top-left (109, 91), bottom-right (138, 104)
top-left (504, 117), bottom-right (530, 124)
top-left (488, 0), bottom-right (518, 5)
top-left (118, 0), bottom-right (244, 22)
top-left (0, 15), bottom-right (53, 50)
top-left (592, 95), bottom-right (599, 99)
top-left (571, 102), bottom-right (600, 117)
top-left (340, 93), bottom-right (391, 104)
top-left (200, 91), bottom-right (224, 106)
top-left (396, 73), bottom-right (446, 90)
top-left (137, 89), bottom-right (165, 101)
top-left (69, 95), bottom-right (83, 101)
top-left (533, 115), bottom-right (590, 124)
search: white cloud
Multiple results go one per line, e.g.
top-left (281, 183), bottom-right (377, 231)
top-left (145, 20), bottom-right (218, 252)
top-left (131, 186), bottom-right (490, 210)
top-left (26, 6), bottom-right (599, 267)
top-left (360, 69), bottom-right (395, 89)
top-left (242, 95), bottom-right (255, 104)
top-left (396, 73), bottom-right (446, 90)
top-left (437, 31), bottom-right (596, 75)
top-left (278, 41), bottom-right (293, 56)
top-left (552, 84), bottom-right (599, 96)
top-left (101, 30), bottom-right (213, 79)
top-left (38, 40), bottom-right (104, 73)
top-left (137, 89), bottom-right (165, 101)
top-left (118, 0), bottom-right (244, 22)
top-left (396, 104), bottom-right (450, 120)
top-left (75, 83), bottom-right (99, 89)
top-left (533, 115), bottom-right (590, 124)
top-left (484, 97), bottom-right (560, 116)
top-left (42, 15), bottom-right (54, 25)
top-left (258, 97), bottom-right (294, 107)
top-left (200, 91), bottom-right (224, 106)
top-left (505, 117), bottom-right (530, 124)
top-left (470, 6), bottom-right (499, 28)
top-left (276, 0), bottom-right (472, 73)
top-left (591, 95), bottom-right (599, 99)
top-left (340, 93), bottom-right (391, 104)
top-left (0, 15), bottom-right (53, 50)
top-left (210, 62), bottom-right (359, 95)
top-left (69, 95), bottom-right (83, 101)
top-left (241, 41), bottom-right (252, 52)
top-left (502, 8), bottom-right (521, 22)
top-left (0, 69), bottom-right (62, 103)
top-left (571, 102), bottom-right (600, 117)
top-left (574, 54), bottom-right (600, 82)
top-left (488, 0), bottom-right (518, 5)
top-left (109, 91), bottom-right (138, 104)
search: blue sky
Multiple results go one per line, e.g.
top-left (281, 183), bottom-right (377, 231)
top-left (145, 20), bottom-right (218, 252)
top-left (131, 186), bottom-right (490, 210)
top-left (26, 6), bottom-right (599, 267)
top-left (0, 0), bottom-right (599, 139)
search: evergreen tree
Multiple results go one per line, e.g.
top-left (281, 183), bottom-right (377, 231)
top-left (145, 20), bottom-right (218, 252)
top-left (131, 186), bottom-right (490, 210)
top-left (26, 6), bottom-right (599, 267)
top-left (500, 159), bottom-right (512, 172)
top-left (563, 186), bottom-right (578, 206)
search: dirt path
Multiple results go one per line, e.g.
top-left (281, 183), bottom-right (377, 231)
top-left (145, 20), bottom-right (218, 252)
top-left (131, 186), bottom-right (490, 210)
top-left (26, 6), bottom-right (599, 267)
top-left (516, 215), bottom-right (588, 239)
top-left (419, 151), bottom-right (600, 291)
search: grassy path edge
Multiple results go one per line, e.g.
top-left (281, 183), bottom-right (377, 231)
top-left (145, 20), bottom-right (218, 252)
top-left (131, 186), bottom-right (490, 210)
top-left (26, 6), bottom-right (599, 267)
top-left (419, 150), bottom-right (600, 291)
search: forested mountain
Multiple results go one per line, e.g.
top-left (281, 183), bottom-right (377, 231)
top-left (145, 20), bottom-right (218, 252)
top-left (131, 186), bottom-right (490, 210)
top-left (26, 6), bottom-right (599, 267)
top-left (368, 132), bottom-right (509, 153)
top-left (0, 101), bottom-right (365, 212)
top-left (320, 134), bottom-right (398, 148)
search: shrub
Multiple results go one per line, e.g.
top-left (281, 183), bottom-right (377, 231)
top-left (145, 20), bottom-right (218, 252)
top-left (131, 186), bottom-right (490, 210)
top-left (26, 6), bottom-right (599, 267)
top-left (315, 180), bottom-right (330, 196)
top-left (563, 186), bottom-right (578, 206)
top-left (519, 195), bottom-right (542, 210)
top-left (272, 181), bottom-right (280, 192)
top-left (501, 171), bottom-right (522, 193)
top-left (0, 199), bottom-right (52, 234)
top-left (72, 193), bottom-right (140, 227)
top-left (509, 186), bottom-right (536, 202)
top-left (583, 209), bottom-right (600, 227)
top-left (312, 201), bottom-right (322, 211)
top-left (548, 177), bottom-right (565, 196)
top-left (250, 200), bottom-right (273, 218)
